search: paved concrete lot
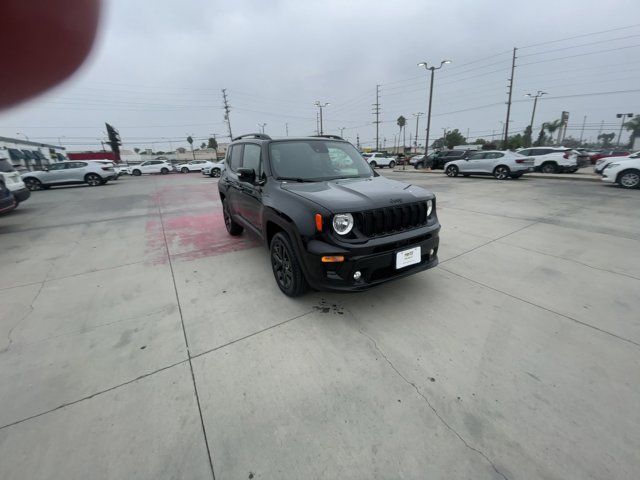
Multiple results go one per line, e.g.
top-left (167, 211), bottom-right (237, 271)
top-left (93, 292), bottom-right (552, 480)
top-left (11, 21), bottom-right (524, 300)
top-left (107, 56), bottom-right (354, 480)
top-left (1, 172), bottom-right (639, 479)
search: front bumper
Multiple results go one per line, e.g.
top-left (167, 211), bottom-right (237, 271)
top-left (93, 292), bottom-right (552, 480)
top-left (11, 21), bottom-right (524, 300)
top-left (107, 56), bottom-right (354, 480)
top-left (0, 196), bottom-right (16, 214)
top-left (11, 187), bottom-right (31, 203)
top-left (300, 224), bottom-right (440, 292)
top-left (601, 171), bottom-right (616, 183)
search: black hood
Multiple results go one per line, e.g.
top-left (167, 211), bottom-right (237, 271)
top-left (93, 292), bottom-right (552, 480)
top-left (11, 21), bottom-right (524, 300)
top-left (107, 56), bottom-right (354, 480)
top-left (281, 176), bottom-right (433, 213)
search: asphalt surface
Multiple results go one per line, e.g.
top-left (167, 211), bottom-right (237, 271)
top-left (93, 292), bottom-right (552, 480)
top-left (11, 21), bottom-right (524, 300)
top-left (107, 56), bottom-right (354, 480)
top-left (1, 171), bottom-right (639, 479)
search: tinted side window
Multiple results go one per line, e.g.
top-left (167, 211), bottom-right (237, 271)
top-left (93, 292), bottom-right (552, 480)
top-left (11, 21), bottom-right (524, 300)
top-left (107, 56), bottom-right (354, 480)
top-left (242, 144), bottom-right (261, 175)
top-left (519, 149), bottom-right (531, 156)
top-left (469, 153), bottom-right (484, 160)
top-left (48, 163), bottom-right (66, 171)
top-left (228, 145), bottom-right (243, 171)
top-left (485, 152), bottom-right (504, 159)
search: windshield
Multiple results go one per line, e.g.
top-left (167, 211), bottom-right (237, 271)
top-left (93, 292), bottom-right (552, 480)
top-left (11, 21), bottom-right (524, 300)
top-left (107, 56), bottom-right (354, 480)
top-left (269, 140), bottom-right (373, 181)
top-left (0, 159), bottom-right (17, 173)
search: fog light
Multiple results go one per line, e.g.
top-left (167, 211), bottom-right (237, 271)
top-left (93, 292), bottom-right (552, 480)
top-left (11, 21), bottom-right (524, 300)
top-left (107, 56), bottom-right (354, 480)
top-left (429, 249), bottom-right (434, 256)
top-left (353, 271), bottom-right (362, 280)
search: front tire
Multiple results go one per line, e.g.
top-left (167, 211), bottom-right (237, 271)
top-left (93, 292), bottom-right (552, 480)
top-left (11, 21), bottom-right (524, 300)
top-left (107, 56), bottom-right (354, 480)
top-left (210, 168), bottom-right (221, 178)
top-left (24, 178), bottom-right (42, 191)
top-left (181, 167), bottom-right (189, 174)
top-left (161, 167), bottom-right (169, 174)
top-left (618, 169), bottom-right (640, 189)
top-left (493, 165), bottom-right (510, 180)
top-left (445, 165), bottom-right (459, 177)
top-left (270, 232), bottom-right (308, 297)
top-left (541, 162), bottom-right (558, 174)
top-left (369, 161), bottom-right (377, 168)
top-left (132, 169), bottom-right (142, 176)
top-left (388, 160), bottom-right (396, 169)
top-left (222, 200), bottom-right (243, 235)
top-left (85, 173), bottom-right (102, 186)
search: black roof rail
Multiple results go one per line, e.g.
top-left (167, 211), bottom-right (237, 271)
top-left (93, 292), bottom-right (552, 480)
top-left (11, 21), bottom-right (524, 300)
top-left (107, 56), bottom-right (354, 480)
top-left (231, 133), bottom-right (272, 141)
top-left (310, 134), bottom-right (344, 140)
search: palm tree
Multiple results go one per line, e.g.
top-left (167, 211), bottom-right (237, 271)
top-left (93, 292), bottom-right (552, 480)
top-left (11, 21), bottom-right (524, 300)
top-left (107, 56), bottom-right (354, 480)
top-left (598, 132), bottom-right (615, 147)
top-left (396, 116), bottom-right (406, 154)
top-left (186, 135), bottom-right (195, 161)
top-left (545, 119), bottom-right (562, 144)
top-left (623, 115), bottom-right (640, 146)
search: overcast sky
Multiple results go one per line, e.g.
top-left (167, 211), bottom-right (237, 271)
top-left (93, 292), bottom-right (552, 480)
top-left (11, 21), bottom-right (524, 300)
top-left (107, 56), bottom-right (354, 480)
top-left (1, 0), bottom-right (639, 151)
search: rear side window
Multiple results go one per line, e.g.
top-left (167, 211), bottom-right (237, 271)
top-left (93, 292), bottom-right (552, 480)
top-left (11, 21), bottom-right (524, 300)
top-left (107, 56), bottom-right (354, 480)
top-left (485, 152), bottom-right (504, 159)
top-left (469, 153), bottom-right (484, 160)
top-left (242, 144), bottom-right (262, 175)
top-left (228, 144), bottom-right (243, 171)
top-left (0, 159), bottom-right (16, 172)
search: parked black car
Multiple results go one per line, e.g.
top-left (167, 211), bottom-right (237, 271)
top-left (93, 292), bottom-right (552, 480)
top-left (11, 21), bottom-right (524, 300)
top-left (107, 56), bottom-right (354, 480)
top-left (219, 134), bottom-right (440, 296)
top-left (0, 180), bottom-right (16, 215)
top-left (414, 150), bottom-right (471, 169)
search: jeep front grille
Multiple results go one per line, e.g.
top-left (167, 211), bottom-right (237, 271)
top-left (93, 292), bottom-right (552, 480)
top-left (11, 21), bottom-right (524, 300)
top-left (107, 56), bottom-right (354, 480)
top-left (354, 201), bottom-right (429, 237)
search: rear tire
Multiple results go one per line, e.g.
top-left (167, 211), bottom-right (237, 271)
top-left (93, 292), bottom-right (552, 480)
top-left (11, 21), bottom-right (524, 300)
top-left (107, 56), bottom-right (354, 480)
top-left (161, 167), bottom-right (169, 174)
top-left (388, 160), bottom-right (396, 169)
top-left (618, 169), bottom-right (640, 189)
top-left (541, 162), bottom-right (558, 174)
top-left (369, 161), bottom-right (377, 168)
top-left (270, 232), bottom-right (308, 297)
top-left (445, 165), bottom-right (459, 177)
top-left (222, 200), bottom-right (243, 235)
top-left (24, 178), bottom-right (42, 191)
top-left (85, 173), bottom-right (102, 186)
top-left (493, 165), bottom-right (510, 180)
top-left (181, 167), bottom-right (189, 173)
top-left (132, 169), bottom-right (142, 176)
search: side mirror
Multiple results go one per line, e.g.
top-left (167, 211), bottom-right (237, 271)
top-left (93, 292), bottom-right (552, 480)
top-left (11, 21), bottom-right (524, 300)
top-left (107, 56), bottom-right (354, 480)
top-left (43, 166), bottom-right (49, 171)
top-left (237, 168), bottom-right (256, 183)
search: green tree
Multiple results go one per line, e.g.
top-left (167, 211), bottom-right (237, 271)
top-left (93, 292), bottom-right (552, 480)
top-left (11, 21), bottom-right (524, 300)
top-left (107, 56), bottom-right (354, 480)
top-left (535, 123), bottom-right (547, 146)
top-left (545, 119), bottom-right (562, 144)
top-left (186, 135), bottom-right (195, 160)
top-left (522, 125), bottom-right (533, 148)
top-left (598, 132), bottom-right (615, 147)
top-left (444, 129), bottom-right (466, 149)
top-left (505, 134), bottom-right (524, 150)
top-left (207, 137), bottom-right (218, 151)
top-left (200, 142), bottom-right (206, 149)
top-left (474, 138), bottom-right (487, 145)
top-left (623, 115), bottom-right (640, 146)
top-left (134, 147), bottom-right (140, 154)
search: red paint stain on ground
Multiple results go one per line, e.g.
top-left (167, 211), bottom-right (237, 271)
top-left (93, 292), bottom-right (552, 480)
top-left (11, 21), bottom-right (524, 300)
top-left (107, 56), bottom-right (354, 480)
top-left (146, 184), bottom-right (260, 263)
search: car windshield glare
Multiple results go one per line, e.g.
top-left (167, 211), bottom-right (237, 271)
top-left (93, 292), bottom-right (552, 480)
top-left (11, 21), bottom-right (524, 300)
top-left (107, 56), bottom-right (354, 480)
top-left (269, 140), bottom-right (373, 181)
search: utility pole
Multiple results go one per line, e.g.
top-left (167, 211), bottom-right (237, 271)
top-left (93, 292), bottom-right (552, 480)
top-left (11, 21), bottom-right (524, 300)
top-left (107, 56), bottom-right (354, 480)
top-left (616, 113), bottom-right (634, 146)
top-left (504, 47), bottom-right (517, 147)
top-left (579, 115), bottom-right (587, 145)
top-left (257, 123), bottom-right (267, 134)
top-left (412, 112), bottom-right (424, 153)
top-left (285, 123), bottom-right (289, 137)
top-left (339, 127), bottom-right (346, 138)
top-left (356, 134), bottom-right (360, 150)
top-left (316, 112), bottom-right (320, 135)
top-left (418, 59), bottom-right (451, 155)
top-left (314, 101), bottom-right (329, 135)
top-left (525, 91), bottom-right (547, 146)
top-left (222, 89), bottom-right (233, 140)
top-left (373, 85), bottom-right (381, 151)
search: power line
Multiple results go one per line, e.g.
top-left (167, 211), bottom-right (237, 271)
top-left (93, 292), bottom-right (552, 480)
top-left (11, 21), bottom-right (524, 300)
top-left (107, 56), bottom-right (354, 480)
top-left (519, 23), bottom-right (640, 49)
top-left (519, 44), bottom-right (640, 67)
top-left (519, 33), bottom-right (640, 58)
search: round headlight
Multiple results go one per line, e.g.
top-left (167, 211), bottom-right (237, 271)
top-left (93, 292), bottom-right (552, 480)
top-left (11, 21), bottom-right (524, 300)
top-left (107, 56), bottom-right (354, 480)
top-left (426, 199), bottom-right (433, 216)
top-left (332, 213), bottom-right (354, 235)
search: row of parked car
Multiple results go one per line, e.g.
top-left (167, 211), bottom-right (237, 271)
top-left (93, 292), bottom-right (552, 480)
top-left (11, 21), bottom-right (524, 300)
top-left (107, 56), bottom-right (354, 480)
top-left (120, 159), bottom-right (226, 177)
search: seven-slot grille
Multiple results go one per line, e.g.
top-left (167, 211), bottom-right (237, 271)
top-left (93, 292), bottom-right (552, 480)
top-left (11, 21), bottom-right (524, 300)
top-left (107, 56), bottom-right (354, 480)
top-left (354, 201), bottom-right (430, 237)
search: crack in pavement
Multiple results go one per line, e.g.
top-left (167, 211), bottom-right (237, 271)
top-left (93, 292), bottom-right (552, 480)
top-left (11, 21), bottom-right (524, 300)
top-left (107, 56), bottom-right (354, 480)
top-left (0, 262), bottom-right (54, 354)
top-left (0, 359), bottom-right (188, 431)
top-left (439, 266), bottom-right (640, 350)
top-left (357, 328), bottom-right (509, 480)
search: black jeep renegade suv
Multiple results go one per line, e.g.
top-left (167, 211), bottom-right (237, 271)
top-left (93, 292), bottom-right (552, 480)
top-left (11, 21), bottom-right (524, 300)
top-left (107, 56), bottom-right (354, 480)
top-left (218, 133), bottom-right (440, 296)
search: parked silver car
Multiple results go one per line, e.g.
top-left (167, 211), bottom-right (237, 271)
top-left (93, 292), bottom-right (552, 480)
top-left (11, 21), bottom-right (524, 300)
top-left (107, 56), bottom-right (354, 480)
top-left (444, 150), bottom-right (534, 180)
top-left (22, 161), bottom-right (116, 190)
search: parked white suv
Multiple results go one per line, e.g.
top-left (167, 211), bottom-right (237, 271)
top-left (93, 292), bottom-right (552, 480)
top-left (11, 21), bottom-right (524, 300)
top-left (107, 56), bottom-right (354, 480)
top-left (444, 150), bottom-right (534, 179)
top-left (601, 157), bottom-right (640, 189)
top-left (129, 160), bottom-right (172, 176)
top-left (177, 160), bottom-right (209, 173)
top-left (0, 157), bottom-right (30, 205)
top-left (516, 147), bottom-right (579, 173)
top-left (362, 152), bottom-right (396, 169)
top-left (201, 160), bottom-right (225, 177)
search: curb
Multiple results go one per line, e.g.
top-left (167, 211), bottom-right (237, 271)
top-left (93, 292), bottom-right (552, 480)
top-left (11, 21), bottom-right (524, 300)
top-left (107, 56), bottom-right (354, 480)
top-left (391, 168), bottom-right (600, 183)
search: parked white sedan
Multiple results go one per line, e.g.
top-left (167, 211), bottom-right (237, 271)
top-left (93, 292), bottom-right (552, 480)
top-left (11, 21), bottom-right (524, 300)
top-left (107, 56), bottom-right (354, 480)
top-left (129, 160), bottom-right (172, 176)
top-left (444, 150), bottom-right (534, 180)
top-left (201, 160), bottom-right (225, 177)
top-left (601, 157), bottom-right (640, 189)
top-left (177, 160), bottom-right (209, 173)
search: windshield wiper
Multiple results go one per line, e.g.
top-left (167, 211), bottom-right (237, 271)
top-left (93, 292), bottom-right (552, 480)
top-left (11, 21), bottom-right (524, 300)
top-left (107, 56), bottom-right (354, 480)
top-left (277, 177), bottom-right (316, 182)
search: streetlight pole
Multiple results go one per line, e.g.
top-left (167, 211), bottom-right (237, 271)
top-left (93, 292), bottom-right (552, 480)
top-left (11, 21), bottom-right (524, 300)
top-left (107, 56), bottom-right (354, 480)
top-left (16, 132), bottom-right (29, 142)
top-left (525, 91), bottom-right (547, 145)
top-left (339, 127), bottom-right (346, 138)
top-left (314, 101), bottom-right (329, 135)
top-left (616, 113), bottom-right (634, 146)
top-left (257, 123), bottom-right (267, 134)
top-left (412, 113), bottom-right (424, 153)
top-left (418, 60), bottom-right (451, 155)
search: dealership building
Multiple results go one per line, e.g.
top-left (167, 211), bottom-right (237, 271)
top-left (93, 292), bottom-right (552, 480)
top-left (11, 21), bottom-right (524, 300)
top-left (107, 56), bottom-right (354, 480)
top-left (0, 135), bottom-right (67, 170)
